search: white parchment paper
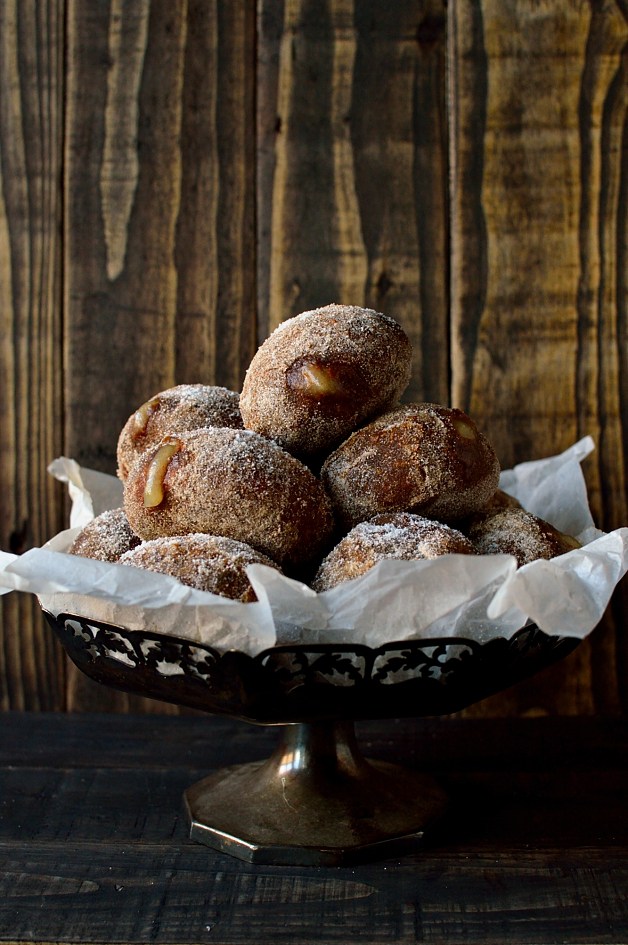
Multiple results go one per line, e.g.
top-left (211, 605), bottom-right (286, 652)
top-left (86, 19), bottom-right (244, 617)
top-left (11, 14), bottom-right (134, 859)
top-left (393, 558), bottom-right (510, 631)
top-left (0, 438), bottom-right (626, 654)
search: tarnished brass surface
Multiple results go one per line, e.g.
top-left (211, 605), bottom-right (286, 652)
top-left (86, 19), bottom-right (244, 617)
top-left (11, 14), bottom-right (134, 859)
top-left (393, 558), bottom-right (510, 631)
top-left (184, 720), bottom-right (448, 865)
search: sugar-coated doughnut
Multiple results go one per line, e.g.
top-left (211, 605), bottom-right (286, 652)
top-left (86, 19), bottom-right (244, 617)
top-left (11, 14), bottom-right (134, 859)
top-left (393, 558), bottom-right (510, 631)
top-left (321, 403), bottom-right (501, 528)
top-left (458, 489), bottom-right (521, 531)
top-left (477, 489), bottom-right (521, 514)
top-left (312, 512), bottom-right (475, 591)
top-left (117, 384), bottom-right (242, 481)
top-left (466, 507), bottom-right (581, 566)
top-left (68, 508), bottom-right (141, 562)
top-left (119, 534), bottom-right (279, 602)
top-left (123, 427), bottom-right (335, 571)
top-left (239, 304), bottom-right (412, 459)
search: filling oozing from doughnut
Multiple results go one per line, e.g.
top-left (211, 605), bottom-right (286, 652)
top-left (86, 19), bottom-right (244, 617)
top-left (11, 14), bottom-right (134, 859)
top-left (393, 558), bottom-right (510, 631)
top-left (286, 358), bottom-right (345, 398)
top-left (452, 416), bottom-right (477, 440)
top-left (143, 439), bottom-right (182, 508)
top-left (132, 397), bottom-right (160, 439)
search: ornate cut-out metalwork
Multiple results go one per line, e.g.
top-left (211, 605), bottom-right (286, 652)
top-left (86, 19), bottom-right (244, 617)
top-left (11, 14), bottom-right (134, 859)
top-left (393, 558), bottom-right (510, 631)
top-left (63, 614), bottom-right (220, 679)
top-left (44, 610), bottom-right (578, 724)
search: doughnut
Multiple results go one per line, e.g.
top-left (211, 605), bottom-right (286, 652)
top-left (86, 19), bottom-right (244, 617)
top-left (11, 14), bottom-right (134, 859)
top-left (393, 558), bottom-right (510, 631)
top-left (321, 403), bottom-right (501, 529)
top-left (459, 489), bottom-right (521, 530)
top-left (478, 489), bottom-right (521, 514)
top-left (239, 304), bottom-right (412, 459)
top-left (312, 512), bottom-right (475, 591)
top-left (117, 384), bottom-right (242, 481)
top-left (466, 507), bottom-right (581, 566)
top-left (118, 534), bottom-right (279, 602)
top-left (123, 427), bottom-right (335, 571)
top-left (68, 508), bottom-right (141, 562)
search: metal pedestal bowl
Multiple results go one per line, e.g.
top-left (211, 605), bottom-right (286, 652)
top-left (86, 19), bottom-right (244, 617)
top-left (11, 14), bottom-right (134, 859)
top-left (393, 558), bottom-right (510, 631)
top-left (44, 609), bottom-right (578, 866)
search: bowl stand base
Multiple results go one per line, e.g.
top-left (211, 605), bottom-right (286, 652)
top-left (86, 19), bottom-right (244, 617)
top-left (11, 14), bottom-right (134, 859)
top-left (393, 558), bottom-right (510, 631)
top-left (184, 720), bottom-right (447, 866)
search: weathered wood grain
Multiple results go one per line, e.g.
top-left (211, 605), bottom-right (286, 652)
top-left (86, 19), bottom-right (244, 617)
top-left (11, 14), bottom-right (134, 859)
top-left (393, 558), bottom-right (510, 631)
top-left (4, 842), bottom-right (628, 944)
top-left (257, 0), bottom-right (450, 403)
top-left (0, 1), bottom-right (66, 710)
top-left (65, 0), bottom-right (256, 474)
top-left (449, 0), bottom-right (628, 715)
top-left (176, 0), bottom-right (257, 388)
top-left (1, 713), bottom-right (627, 943)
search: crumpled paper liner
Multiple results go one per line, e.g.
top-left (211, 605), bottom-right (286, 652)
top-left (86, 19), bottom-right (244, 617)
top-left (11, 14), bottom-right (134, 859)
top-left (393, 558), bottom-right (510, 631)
top-left (0, 438), bottom-right (626, 655)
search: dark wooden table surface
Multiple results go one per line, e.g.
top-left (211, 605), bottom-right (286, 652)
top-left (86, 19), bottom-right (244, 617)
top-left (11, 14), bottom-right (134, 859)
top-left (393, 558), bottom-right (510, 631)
top-left (0, 712), bottom-right (626, 944)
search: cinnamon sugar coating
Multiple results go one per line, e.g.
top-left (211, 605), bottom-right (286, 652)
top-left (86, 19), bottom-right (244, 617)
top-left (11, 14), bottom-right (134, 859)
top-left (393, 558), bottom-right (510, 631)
top-left (117, 384), bottom-right (242, 481)
top-left (312, 512), bottom-right (475, 591)
top-left (68, 508), bottom-right (141, 562)
top-left (465, 507), bottom-right (581, 566)
top-left (239, 304), bottom-right (412, 459)
top-left (321, 403), bottom-right (501, 529)
top-left (478, 489), bottom-right (521, 514)
top-left (123, 427), bottom-right (336, 571)
top-left (458, 489), bottom-right (521, 531)
top-left (119, 534), bottom-right (279, 602)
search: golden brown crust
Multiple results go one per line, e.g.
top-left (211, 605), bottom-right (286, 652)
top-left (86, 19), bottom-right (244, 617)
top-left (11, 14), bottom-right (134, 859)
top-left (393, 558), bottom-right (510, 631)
top-left (123, 427), bottom-right (336, 571)
top-left (239, 304), bottom-right (412, 459)
top-left (466, 507), bottom-right (581, 566)
top-left (312, 512), bottom-right (475, 591)
top-left (119, 534), bottom-right (279, 602)
top-left (117, 384), bottom-right (242, 481)
top-left (68, 508), bottom-right (141, 562)
top-left (321, 403), bottom-right (501, 529)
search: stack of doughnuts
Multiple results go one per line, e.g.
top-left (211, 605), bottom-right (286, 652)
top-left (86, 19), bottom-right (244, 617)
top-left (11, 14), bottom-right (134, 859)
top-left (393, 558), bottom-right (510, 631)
top-left (69, 303), bottom-right (580, 599)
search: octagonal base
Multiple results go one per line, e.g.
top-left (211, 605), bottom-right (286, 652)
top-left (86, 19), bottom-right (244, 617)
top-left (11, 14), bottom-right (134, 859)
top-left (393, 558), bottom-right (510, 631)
top-left (184, 722), bottom-right (447, 866)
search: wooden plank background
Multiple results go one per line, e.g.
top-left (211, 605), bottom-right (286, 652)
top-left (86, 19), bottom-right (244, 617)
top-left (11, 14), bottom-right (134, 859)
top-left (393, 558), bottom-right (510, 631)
top-left (0, 0), bottom-right (626, 715)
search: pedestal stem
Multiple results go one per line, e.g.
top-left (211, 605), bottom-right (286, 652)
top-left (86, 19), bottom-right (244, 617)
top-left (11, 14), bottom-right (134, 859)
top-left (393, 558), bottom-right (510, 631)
top-left (263, 720), bottom-right (369, 790)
